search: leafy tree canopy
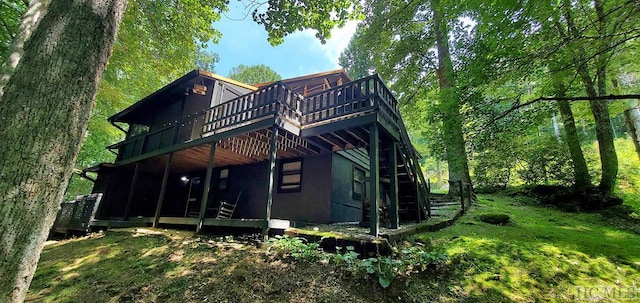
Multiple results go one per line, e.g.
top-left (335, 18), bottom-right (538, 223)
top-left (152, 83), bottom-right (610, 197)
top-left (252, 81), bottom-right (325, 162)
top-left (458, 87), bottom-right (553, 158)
top-left (0, 0), bottom-right (27, 61)
top-left (227, 64), bottom-right (282, 85)
top-left (252, 0), bottom-right (363, 45)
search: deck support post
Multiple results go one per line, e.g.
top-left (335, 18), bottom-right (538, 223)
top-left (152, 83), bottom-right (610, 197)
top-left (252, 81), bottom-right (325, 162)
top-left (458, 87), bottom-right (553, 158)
top-left (389, 142), bottom-right (399, 229)
top-left (416, 172), bottom-right (422, 222)
top-left (153, 153), bottom-right (173, 227)
top-left (123, 162), bottom-right (140, 220)
top-left (197, 142), bottom-right (217, 233)
top-left (263, 124), bottom-right (279, 239)
top-left (368, 123), bottom-right (380, 236)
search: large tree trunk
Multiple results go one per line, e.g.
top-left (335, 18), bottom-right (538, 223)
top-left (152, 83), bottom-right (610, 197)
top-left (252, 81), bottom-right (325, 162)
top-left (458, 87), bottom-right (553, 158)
top-left (0, 0), bottom-right (51, 97)
top-left (553, 77), bottom-right (592, 191)
top-left (577, 67), bottom-right (618, 194)
top-left (624, 100), bottom-right (640, 161)
top-left (592, 0), bottom-right (618, 194)
top-left (431, 0), bottom-right (471, 196)
top-left (0, 0), bottom-right (127, 301)
top-left (562, 0), bottom-right (618, 195)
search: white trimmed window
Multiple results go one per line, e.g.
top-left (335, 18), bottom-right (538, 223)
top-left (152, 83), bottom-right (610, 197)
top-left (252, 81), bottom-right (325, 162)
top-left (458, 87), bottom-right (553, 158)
top-left (278, 159), bottom-right (302, 192)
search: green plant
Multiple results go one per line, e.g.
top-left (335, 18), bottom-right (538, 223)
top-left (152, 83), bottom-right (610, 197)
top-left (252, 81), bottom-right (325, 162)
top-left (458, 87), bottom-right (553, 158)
top-left (331, 245), bottom-right (448, 288)
top-left (267, 235), bottom-right (321, 262)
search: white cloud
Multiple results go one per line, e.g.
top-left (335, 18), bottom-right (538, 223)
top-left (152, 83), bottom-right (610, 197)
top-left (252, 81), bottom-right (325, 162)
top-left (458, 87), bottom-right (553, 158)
top-left (289, 20), bottom-right (360, 69)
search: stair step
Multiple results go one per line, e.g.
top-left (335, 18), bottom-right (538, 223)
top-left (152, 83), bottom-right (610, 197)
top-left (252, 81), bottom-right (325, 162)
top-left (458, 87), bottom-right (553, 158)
top-left (431, 201), bottom-right (459, 206)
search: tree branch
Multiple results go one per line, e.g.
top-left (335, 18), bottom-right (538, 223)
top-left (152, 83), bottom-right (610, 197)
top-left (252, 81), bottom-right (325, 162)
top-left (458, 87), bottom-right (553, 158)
top-left (489, 94), bottom-right (640, 125)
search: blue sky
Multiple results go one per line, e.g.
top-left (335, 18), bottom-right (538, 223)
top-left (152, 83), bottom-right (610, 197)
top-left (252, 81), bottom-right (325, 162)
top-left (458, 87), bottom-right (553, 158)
top-left (207, 2), bottom-right (358, 79)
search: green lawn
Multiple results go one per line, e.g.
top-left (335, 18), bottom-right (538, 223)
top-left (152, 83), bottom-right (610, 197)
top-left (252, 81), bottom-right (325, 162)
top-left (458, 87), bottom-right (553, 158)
top-left (28, 192), bottom-right (640, 302)
top-left (414, 194), bottom-right (640, 302)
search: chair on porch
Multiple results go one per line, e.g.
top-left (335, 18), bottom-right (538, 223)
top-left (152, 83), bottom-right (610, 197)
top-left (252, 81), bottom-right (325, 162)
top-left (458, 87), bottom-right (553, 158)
top-left (216, 191), bottom-right (241, 219)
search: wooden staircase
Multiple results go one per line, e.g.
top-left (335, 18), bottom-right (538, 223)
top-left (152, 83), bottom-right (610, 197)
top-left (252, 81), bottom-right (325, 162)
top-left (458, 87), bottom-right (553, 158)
top-left (429, 193), bottom-right (460, 218)
top-left (361, 124), bottom-right (431, 226)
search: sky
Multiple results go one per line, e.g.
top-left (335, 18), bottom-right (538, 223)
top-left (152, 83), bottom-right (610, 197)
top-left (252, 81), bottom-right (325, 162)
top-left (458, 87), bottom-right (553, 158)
top-left (206, 2), bottom-right (359, 79)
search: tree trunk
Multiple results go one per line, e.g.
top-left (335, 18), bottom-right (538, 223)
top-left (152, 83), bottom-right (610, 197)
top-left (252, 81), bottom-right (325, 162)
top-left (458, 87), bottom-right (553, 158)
top-left (577, 68), bottom-right (618, 194)
top-left (592, 0), bottom-right (618, 194)
top-left (0, 0), bottom-right (51, 97)
top-left (624, 100), bottom-right (640, 161)
top-left (431, 0), bottom-right (471, 196)
top-left (554, 77), bottom-right (592, 191)
top-left (0, 0), bottom-right (127, 301)
top-left (562, 0), bottom-right (618, 195)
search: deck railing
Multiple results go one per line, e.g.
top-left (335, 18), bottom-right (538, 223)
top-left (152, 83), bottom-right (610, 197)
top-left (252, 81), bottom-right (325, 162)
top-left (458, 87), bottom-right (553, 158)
top-left (114, 75), bottom-right (409, 162)
top-left (114, 112), bottom-right (206, 161)
top-left (302, 75), bottom-right (375, 125)
top-left (201, 82), bottom-right (303, 136)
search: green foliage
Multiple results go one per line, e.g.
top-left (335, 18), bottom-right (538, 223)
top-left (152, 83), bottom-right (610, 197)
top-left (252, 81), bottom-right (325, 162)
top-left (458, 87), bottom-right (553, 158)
top-left (0, 0), bottom-right (26, 61)
top-left (252, 0), bottom-right (363, 45)
top-left (338, 24), bottom-right (373, 79)
top-left (227, 64), bottom-right (281, 85)
top-left (266, 236), bottom-right (447, 289)
top-left (328, 245), bottom-right (447, 289)
top-left (195, 47), bottom-right (219, 72)
top-left (65, 0), bottom-right (225, 199)
top-left (267, 235), bottom-right (322, 262)
top-left (340, 0), bottom-right (640, 193)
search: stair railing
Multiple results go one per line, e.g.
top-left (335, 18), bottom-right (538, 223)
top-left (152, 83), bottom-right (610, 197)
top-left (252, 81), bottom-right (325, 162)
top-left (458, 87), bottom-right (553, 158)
top-left (375, 77), bottom-right (431, 219)
top-left (447, 180), bottom-right (476, 214)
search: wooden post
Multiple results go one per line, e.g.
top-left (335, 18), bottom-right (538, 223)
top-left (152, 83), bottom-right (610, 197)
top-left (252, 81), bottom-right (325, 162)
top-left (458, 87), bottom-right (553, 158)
top-left (123, 162), bottom-right (140, 220)
top-left (388, 142), bottom-right (399, 229)
top-left (369, 123), bottom-right (380, 236)
top-left (262, 125), bottom-right (279, 239)
top-left (416, 163), bottom-right (422, 223)
top-left (197, 142), bottom-right (216, 233)
top-left (153, 153), bottom-right (173, 227)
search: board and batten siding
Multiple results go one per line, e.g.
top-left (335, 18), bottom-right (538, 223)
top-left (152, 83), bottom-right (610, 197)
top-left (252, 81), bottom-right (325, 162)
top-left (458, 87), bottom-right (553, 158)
top-left (219, 154), bottom-right (333, 223)
top-left (330, 148), bottom-right (370, 222)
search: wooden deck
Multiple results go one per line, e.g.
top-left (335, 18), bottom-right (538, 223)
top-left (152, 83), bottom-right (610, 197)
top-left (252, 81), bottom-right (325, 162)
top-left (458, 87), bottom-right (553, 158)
top-left (102, 74), bottom-right (431, 236)
top-left (111, 75), bottom-right (403, 167)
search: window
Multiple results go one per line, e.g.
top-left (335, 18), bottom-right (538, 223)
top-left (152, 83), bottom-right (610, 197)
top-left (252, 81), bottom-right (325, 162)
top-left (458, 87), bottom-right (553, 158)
top-left (218, 168), bottom-right (229, 190)
top-left (352, 166), bottom-right (366, 200)
top-left (278, 159), bottom-right (302, 192)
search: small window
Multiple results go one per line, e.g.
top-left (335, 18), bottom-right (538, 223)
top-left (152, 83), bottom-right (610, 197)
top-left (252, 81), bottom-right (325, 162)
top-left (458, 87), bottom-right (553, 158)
top-left (279, 159), bottom-right (302, 192)
top-left (352, 166), bottom-right (366, 200)
top-left (219, 168), bottom-right (229, 190)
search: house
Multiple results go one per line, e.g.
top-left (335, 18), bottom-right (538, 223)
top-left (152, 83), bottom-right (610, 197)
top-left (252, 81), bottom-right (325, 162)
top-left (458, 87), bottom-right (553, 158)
top-left (84, 69), bottom-right (430, 237)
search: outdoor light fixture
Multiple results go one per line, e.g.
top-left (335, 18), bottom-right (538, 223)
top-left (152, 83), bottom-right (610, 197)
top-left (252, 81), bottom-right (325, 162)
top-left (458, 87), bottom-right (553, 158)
top-left (180, 176), bottom-right (189, 182)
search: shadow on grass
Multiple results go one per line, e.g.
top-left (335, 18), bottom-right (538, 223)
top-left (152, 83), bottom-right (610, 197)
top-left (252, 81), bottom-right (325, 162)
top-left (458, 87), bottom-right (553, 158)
top-left (28, 229), bottom-right (408, 302)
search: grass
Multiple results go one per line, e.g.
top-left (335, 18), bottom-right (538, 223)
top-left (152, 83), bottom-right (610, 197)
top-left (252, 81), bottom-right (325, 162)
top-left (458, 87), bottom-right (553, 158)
top-left (28, 194), bottom-right (640, 302)
top-left (610, 139), bottom-right (640, 212)
top-left (413, 194), bottom-right (640, 302)
top-left (27, 229), bottom-right (384, 302)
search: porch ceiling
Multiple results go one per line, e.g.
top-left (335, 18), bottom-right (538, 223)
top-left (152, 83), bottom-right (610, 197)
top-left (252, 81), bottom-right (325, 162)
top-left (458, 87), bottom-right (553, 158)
top-left (161, 128), bottom-right (326, 173)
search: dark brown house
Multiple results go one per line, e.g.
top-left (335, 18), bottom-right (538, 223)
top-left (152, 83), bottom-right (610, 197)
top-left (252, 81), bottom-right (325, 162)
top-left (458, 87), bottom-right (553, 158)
top-left (86, 69), bottom-right (430, 236)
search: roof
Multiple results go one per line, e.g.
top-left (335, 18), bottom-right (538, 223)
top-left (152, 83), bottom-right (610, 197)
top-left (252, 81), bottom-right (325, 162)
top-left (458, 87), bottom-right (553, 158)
top-left (198, 70), bottom-right (257, 91)
top-left (108, 70), bottom-right (256, 123)
top-left (254, 69), bottom-right (352, 88)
